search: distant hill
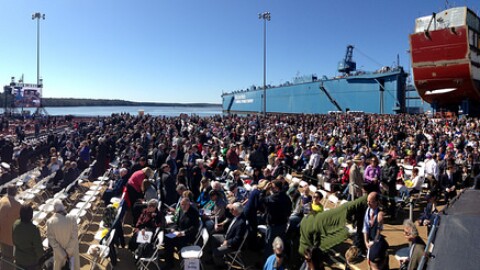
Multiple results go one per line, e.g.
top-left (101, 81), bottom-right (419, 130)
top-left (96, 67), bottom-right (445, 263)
top-left (0, 94), bottom-right (220, 107)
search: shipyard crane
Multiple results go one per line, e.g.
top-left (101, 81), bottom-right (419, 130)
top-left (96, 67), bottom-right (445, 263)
top-left (338, 45), bottom-right (357, 75)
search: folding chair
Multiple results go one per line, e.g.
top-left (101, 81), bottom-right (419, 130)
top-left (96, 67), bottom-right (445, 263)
top-left (88, 228), bottom-right (116, 270)
top-left (180, 228), bottom-right (209, 269)
top-left (136, 230), bottom-right (164, 270)
top-left (225, 229), bottom-right (249, 270)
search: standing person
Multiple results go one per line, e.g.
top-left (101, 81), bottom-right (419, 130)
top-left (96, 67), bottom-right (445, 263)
top-left (263, 237), bottom-right (285, 270)
top-left (363, 192), bottom-right (389, 270)
top-left (126, 167), bottom-right (154, 209)
top-left (46, 200), bottom-right (80, 270)
top-left (0, 185), bottom-right (22, 270)
top-left (400, 219), bottom-right (426, 270)
top-left (260, 180), bottom-right (292, 259)
top-left (349, 155), bottom-right (364, 200)
top-left (159, 163), bottom-right (177, 206)
top-left (364, 157), bottom-right (381, 193)
top-left (226, 144), bottom-right (240, 171)
top-left (380, 155), bottom-right (399, 219)
top-left (12, 204), bottom-right (43, 270)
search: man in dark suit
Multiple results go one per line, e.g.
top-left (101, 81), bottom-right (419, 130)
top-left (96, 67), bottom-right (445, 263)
top-left (439, 165), bottom-right (458, 203)
top-left (164, 197), bottom-right (199, 269)
top-left (209, 202), bottom-right (247, 267)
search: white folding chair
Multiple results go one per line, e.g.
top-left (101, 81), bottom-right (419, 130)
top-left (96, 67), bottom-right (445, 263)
top-left (180, 228), bottom-right (210, 259)
top-left (180, 227), bottom-right (209, 269)
top-left (88, 228), bottom-right (116, 270)
top-left (225, 229), bottom-right (249, 270)
top-left (136, 230), bottom-right (164, 270)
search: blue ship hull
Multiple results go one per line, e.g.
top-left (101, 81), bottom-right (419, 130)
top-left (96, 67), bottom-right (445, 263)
top-left (222, 68), bottom-right (410, 114)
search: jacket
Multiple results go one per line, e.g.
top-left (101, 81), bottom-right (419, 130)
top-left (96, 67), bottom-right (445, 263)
top-left (0, 195), bottom-right (21, 245)
top-left (46, 213), bottom-right (80, 270)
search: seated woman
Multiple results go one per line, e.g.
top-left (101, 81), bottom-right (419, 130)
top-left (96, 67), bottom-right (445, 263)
top-left (128, 199), bottom-right (165, 252)
top-left (196, 178), bottom-right (212, 208)
top-left (201, 189), bottom-right (226, 232)
top-left (132, 179), bottom-right (158, 225)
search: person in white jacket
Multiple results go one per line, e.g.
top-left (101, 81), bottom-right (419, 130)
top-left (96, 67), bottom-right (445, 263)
top-left (46, 200), bottom-right (80, 270)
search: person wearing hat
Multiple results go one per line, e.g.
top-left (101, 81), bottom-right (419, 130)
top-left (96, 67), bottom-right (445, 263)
top-left (349, 155), bottom-right (365, 201)
top-left (46, 200), bottom-right (80, 270)
top-left (0, 186), bottom-right (21, 270)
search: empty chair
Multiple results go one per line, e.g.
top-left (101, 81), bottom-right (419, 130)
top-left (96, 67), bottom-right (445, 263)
top-left (180, 227), bottom-right (209, 269)
top-left (88, 228), bottom-right (116, 270)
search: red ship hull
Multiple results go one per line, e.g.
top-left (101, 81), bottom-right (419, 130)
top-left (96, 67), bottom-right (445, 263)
top-left (410, 26), bottom-right (480, 106)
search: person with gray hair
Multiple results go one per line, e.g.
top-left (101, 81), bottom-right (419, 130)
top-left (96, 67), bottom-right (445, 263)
top-left (208, 201), bottom-right (247, 267)
top-left (46, 200), bottom-right (80, 270)
top-left (128, 198), bottom-right (165, 252)
top-left (401, 219), bottom-right (426, 270)
top-left (263, 237), bottom-right (285, 270)
top-left (101, 167), bottom-right (129, 205)
top-left (0, 185), bottom-right (21, 270)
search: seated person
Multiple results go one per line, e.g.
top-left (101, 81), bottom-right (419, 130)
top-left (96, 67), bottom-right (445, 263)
top-left (196, 178), bottom-right (212, 208)
top-left (208, 202), bottom-right (247, 267)
top-left (226, 183), bottom-right (248, 205)
top-left (164, 198), bottom-right (200, 269)
top-left (416, 192), bottom-right (438, 235)
top-left (201, 189), bottom-right (226, 232)
top-left (132, 179), bottom-right (159, 225)
top-left (399, 168), bottom-right (423, 198)
top-left (128, 199), bottom-right (165, 252)
top-left (102, 168), bottom-right (129, 205)
top-left (311, 190), bottom-right (324, 214)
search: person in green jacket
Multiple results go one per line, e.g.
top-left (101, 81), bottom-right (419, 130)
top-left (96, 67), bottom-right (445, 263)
top-left (12, 204), bottom-right (44, 270)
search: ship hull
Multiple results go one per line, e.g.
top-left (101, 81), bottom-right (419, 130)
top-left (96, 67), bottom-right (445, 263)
top-left (222, 69), bottom-right (408, 115)
top-left (409, 7), bottom-right (480, 114)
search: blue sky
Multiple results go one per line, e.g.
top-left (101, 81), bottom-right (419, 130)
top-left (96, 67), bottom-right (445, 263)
top-left (0, 0), bottom-right (477, 104)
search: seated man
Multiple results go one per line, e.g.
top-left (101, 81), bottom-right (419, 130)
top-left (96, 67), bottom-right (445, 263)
top-left (164, 198), bottom-right (199, 269)
top-left (128, 199), bottom-right (165, 252)
top-left (209, 202), bottom-right (247, 267)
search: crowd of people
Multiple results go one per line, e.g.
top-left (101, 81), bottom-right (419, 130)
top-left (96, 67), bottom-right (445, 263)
top-left (0, 111), bottom-right (479, 269)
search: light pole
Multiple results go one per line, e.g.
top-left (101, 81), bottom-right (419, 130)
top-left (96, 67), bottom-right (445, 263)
top-left (258, 12), bottom-right (270, 116)
top-left (32, 12), bottom-right (45, 88)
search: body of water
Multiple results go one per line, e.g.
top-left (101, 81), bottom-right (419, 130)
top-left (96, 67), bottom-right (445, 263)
top-left (1, 105), bottom-right (223, 117)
